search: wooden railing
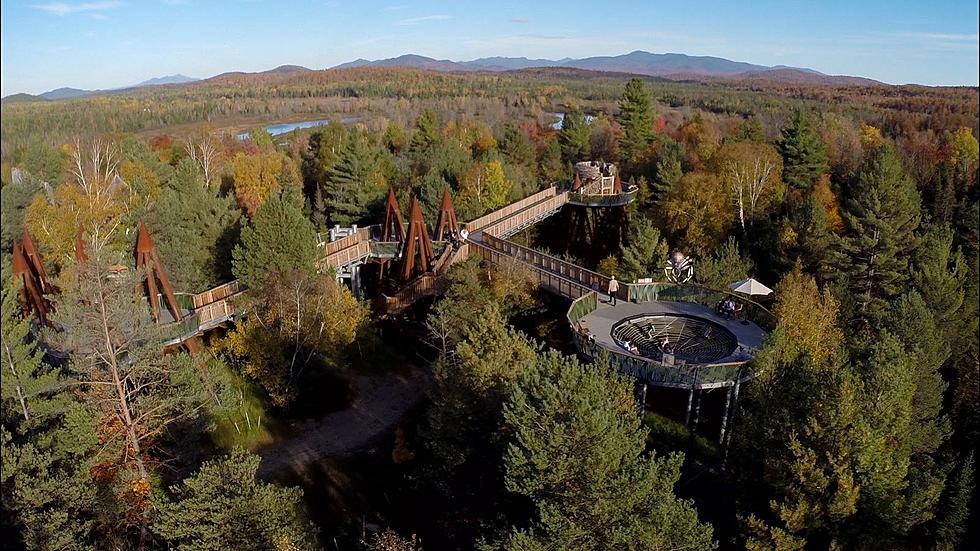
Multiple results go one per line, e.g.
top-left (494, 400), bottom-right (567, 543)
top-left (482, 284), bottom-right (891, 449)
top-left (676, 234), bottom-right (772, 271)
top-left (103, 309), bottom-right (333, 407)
top-left (480, 233), bottom-right (613, 296)
top-left (321, 226), bottom-right (371, 256)
top-left (463, 187), bottom-right (557, 234)
top-left (482, 193), bottom-right (568, 238)
top-left (192, 280), bottom-right (243, 309)
top-left (379, 273), bottom-right (445, 315)
top-left (320, 241), bottom-right (373, 270)
top-left (196, 298), bottom-right (238, 326)
top-left (472, 236), bottom-right (594, 300)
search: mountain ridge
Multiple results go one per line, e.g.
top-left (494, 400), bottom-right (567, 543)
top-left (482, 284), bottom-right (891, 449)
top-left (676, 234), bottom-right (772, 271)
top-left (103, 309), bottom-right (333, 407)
top-left (330, 50), bottom-right (884, 86)
top-left (5, 50), bottom-right (891, 101)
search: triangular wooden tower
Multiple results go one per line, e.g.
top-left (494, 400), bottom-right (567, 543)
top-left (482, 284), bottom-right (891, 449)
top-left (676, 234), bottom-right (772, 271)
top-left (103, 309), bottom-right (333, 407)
top-left (135, 223), bottom-right (183, 323)
top-left (11, 241), bottom-right (50, 326)
top-left (381, 188), bottom-right (406, 242)
top-left (434, 188), bottom-right (459, 241)
top-left (572, 171), bottom-right (582, 191)
top-left (399, 197), bottom-right (435, 281)
top-left (613, 173), bottom-right (622, 194)
top-left (20, 229), bottom-right (55, 295)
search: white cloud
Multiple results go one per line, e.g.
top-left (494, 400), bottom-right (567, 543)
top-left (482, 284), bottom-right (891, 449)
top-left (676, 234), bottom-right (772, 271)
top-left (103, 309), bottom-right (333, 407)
top-left (395, 14), bottom-right (452, 26)
top-left (30, 1), bottom-right (123, 16)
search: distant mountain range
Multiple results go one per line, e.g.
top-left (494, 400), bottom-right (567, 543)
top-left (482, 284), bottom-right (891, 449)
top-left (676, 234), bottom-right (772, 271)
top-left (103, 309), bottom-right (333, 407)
top-left (2, 74), bottom-right (200, 103)
top-left (332, 51), bottom-right (881, 86)
top-left (3, 50), bottom-right (888, 102)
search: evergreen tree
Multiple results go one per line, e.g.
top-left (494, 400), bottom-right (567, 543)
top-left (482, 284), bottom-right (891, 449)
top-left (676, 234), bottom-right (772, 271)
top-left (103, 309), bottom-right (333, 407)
top-left (410, 110), bottom-right (440, 153)
top-left (558, 109), bottom-right (591, 164)
top-left (737, 272), bottom-right (861, 549)
top-left (0, 176), bottom-right (39, 252)
top-left (154, 448), bottom-right (318, 550)
top-left (786, 196), bottom-right (835, 281)
top-left (912, 223), bottom-right (967, 327)
top-left (651, 137), bottom-right (684, 206)
top-left (936, 453), bottom-right (975, 550)
top-left (145, 158), bottom-right (240, 292)
top-left (618, 216), bottom-right (669, 282)
top-left (1, 263), bottom-right (99, 550)
top-left (325, 130), bottom-right (387, 226)
top-left (695, 237), bottom-right (755, 291)
top-left (617, 78), bottom-right (655, 164)
top-left (498, 123), bottom-right (536, 168)
top-left (778, 109), bottom-right (829, 191)
top-left (502, 351), bottom-right (715, 550)
top-left (834, 145), bottom-right (921, 321)
top-left (232, 192), bottom-right (319, 289)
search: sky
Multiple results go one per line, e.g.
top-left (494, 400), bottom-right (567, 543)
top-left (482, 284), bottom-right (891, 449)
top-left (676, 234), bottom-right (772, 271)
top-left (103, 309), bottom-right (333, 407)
top-left (1, 0), bottom-right (978, 96)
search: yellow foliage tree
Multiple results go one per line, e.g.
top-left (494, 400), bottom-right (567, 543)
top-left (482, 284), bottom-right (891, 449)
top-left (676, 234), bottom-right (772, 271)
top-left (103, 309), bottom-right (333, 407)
top-left (663, 171), bottom-right (733, 255)
top-left (219, 272), bottom-right (366, 406)
top-left (24, 140), bottom-right (130, 270)
top-left (812, 174), bottom-right (844, 232)
top-left (232, 152), bottom-right (285, 215)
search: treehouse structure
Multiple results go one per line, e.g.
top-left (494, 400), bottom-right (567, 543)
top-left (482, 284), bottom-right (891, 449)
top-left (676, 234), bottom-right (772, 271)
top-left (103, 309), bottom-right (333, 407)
top-left (558, 161), bottom-right (638, 264)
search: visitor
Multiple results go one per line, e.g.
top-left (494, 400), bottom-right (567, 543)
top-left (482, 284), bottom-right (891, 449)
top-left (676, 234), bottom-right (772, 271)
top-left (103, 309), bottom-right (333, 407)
top-left (722, 298), bottom-right (735, 319)
top-left (608, 276), bottom-right (619, 306)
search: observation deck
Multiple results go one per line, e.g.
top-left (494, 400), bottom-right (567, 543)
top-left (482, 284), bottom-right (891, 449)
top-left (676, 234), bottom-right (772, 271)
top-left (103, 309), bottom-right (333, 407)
top-left (566, 160), bottom-right (637, 207)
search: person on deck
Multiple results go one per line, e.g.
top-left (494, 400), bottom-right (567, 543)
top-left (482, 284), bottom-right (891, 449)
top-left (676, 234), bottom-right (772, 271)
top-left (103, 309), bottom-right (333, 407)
top-left (608, 276), bottom-right (619, 306)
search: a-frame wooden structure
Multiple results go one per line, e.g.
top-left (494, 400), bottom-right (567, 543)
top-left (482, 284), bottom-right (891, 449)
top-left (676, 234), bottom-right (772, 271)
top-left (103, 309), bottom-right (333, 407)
top-left (399, 197), bottom-right (435, 282)
top-left (434, 188), bottom-right (460, 242)
top-left (381, 187), bottom-right (406, 242)
top-left (135, 222), bottom-right (183, 323)
top-left (11, 232), bottom-right (53, 326)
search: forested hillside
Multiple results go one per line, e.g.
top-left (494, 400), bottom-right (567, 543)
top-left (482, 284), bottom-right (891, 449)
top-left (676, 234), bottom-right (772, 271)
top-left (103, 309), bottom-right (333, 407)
top-left (1, 69), bottom-right (977, 550)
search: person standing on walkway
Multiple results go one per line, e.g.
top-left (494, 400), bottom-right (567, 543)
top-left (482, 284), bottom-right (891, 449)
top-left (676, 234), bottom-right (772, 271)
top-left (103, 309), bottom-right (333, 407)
top-left (608, 276), bottom-right (619, 306)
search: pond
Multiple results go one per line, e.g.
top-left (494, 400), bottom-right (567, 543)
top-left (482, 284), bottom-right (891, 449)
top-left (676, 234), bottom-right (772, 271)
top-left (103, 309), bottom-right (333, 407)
top-left (237, 116), bottom-right (363, 140)
top-left (546, 112), bottom-right (596, 130)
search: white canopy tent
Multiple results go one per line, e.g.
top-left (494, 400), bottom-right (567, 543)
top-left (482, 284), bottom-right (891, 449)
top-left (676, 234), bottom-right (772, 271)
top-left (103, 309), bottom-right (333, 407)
top-left (729, 278), bottom-right (773, 296)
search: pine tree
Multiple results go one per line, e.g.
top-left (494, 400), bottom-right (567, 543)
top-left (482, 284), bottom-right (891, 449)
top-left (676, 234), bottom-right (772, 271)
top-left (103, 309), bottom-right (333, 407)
top-left (777, 109), bottom-right (829, 191)
top-left (834, 145), bottom-right (921, 322)
top-left (558, 109), bottom-right (591, 164)
top-left (502, 351), bottom-right (715, 550)
top-left (618, 216), bottom-right (668, 282)
top-left (232, 192), bottom-right (319, 289)
top-left (695, 237), bottom-right (755, 291)
top-left (325, 130), bottom-right (387, 226)
top-left (936, 453), bottom-right (975, 550)
top-left (1, 262), bottom-right (99, 550)
top-left (617, 78), bottom-right (655, 164)
top-left (145, 158), bottom-right (240, 292)
top-left (154, 448), bottom-right (318, 550)
top-left (55, 232), bottom-right (212, 534)
top-left (651, 137), bottom-right (684, 205)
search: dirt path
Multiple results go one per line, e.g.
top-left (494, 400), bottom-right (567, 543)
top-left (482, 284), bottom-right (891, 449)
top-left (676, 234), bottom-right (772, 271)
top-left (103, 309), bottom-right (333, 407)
top-left (257, 368), bottom-right (427, 478)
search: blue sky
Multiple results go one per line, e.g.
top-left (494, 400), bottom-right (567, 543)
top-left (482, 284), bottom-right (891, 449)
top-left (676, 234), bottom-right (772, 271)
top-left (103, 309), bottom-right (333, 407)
top-left (1, 0), bottom-right (977, 96)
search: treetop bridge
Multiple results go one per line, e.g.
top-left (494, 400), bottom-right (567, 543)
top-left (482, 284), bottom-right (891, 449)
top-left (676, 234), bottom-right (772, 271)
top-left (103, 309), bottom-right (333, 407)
top-left (13, 162), bottom-right (768, 401)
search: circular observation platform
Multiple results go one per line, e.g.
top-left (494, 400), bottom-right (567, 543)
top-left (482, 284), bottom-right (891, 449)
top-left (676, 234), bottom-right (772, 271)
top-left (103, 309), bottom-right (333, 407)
top-left (611, 314), bottom-right (737, 364)
top-left (571, 298), bottom-right (767, 389)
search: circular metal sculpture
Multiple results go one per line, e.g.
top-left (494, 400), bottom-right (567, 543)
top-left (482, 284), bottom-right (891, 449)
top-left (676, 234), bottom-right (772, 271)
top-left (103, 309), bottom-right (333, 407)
top-left (611, 314), bottom-right (737, 364)
top-left (664, 251), bottom-right (694, 283)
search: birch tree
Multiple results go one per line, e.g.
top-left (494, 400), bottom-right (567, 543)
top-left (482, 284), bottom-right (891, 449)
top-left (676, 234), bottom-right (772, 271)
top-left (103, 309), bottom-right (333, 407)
top-left (714, 142), bottom-right (784, 231)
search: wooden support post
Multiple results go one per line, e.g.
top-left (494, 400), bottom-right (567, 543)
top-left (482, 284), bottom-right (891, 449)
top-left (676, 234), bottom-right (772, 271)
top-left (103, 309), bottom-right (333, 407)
top-left (685, 386), bottom-right (694, 426)
top-left (722, 375), bottom-right (743, 468)
top-left (719, 383), bottom-right (734, 444)
top-left (691, 389), bottom-right (702, 431)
